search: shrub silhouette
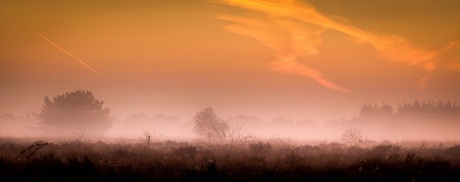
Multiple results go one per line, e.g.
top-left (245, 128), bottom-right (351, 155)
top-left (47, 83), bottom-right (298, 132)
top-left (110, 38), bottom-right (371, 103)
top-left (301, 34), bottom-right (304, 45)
top-left (35, 90), bottom-right (112, 136)
top-left (193, 107), bottom-right (229, 143)
top-left (340, 127), bottom-right (364, 146)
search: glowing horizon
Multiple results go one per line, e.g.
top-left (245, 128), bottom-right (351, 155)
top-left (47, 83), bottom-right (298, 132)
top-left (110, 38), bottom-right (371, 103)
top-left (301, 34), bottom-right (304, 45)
top-left (1, 0), bottom-right (460, 127)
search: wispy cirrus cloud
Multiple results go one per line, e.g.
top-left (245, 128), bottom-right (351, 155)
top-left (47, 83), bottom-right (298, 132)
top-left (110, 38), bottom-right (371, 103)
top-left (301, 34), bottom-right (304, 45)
top-left (214, 0), bottom-right (460, 92)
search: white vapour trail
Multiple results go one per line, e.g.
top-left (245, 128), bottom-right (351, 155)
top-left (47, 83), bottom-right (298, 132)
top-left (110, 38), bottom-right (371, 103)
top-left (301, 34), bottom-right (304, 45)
top-left (215, 0), bottom-right (460, 92)
top-left (36, 32), bottom-right (100, 75)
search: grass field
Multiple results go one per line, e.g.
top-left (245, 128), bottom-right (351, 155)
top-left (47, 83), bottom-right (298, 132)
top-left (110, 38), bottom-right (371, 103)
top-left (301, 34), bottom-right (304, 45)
top-left (1, 137), bottom-right (460, 181)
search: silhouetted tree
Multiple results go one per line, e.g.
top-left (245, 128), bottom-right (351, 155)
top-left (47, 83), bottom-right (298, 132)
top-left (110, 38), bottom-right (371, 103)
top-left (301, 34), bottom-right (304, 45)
top-left (360, 103), bottom-right (393, 115)
top-left (340, 127), bottom-right (364, 146)
top-left (398, 100), bottom-right (460, 114)
top-left (193, 107), bottom-right (229, 143)
top-left (35, 90), bottom-right (112, 136)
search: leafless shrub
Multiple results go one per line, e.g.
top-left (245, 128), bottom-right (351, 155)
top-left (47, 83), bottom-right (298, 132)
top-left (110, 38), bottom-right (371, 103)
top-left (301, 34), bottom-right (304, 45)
top-left (193, 107), bottom-right (229, 144)
top-left (142, 130), bottom-right (164, 148)
top-left (340, 127), bottom-right (364, 147)
top-left (225, 123), bottom-right (253, 148)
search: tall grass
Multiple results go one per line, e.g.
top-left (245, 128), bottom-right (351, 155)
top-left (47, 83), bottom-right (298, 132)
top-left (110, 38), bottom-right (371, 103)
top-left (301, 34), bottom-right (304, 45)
top-left (0, 137), bottom-right (459, 181)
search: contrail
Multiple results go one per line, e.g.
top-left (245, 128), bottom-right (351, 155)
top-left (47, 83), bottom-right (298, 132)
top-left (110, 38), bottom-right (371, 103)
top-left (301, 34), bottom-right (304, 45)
top-left (35, 32), bottom-right (100, 75)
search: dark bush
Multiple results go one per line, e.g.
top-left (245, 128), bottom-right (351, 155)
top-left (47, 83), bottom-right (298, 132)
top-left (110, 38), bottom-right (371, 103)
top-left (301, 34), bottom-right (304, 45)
top-left (0, 138), bottom-right (460, 181)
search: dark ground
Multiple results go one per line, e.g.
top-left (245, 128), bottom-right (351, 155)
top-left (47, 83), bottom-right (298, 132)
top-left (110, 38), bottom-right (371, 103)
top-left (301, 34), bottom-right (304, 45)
top-left (1, 138), bottom-right (460, 181)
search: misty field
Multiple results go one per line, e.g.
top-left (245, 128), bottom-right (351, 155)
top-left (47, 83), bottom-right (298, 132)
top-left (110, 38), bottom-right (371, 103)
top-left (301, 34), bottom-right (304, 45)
top-left (1, 138), bottom-right (460, 181)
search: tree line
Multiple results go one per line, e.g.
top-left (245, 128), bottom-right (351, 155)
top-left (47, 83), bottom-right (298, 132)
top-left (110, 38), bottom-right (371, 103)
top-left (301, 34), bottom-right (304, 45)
top-left (31, 90), bottom-right (460, 139)
top-left (361, 100), bottom-right (460, 115)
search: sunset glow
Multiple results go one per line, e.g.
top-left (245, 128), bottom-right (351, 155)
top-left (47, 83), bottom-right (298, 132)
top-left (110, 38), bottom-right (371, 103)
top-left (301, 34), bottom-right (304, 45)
top-left (1, 0), bottom-right (460, 140)
top-left (216, 0), bottom-right (460, 92)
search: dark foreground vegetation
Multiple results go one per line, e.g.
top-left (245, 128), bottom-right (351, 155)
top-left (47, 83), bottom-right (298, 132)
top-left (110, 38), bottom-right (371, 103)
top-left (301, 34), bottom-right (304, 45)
top-left (1, 138), bottom-right (460, 182)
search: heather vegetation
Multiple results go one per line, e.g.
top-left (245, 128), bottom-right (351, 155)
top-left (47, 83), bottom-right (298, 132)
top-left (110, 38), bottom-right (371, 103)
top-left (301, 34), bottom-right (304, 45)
top-left (0, 138), bottom-right (459, 181)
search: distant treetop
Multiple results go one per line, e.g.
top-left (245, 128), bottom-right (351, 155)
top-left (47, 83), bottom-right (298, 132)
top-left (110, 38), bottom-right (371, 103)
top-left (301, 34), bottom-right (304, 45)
top-left (35, 90), bottom-right (112, 136)
top-left (360, 100), bottom-right (460, 115)
top-left (398, 100), bottom-right (460, 114)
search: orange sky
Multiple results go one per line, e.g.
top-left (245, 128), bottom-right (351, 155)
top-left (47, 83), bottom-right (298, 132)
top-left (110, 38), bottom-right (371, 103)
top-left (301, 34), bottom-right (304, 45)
top-left (1, 0), bottom-right (460, 122)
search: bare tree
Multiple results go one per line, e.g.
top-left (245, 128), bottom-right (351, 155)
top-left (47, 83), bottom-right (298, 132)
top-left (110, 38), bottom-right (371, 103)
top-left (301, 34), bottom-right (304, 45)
top-left (340, 127), bottom-right (364, 146)
top-left (193, 107), bottom-right (229, 143)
